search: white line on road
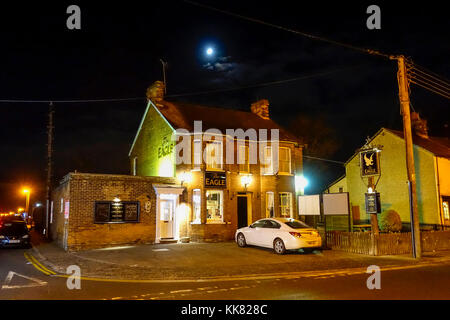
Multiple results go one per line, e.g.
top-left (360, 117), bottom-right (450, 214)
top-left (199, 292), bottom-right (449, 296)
top-left (1, 271), bottom-right (47, 290)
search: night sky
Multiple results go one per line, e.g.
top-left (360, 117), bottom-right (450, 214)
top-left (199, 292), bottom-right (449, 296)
top-left (0, 1), bottom-right (448, 211)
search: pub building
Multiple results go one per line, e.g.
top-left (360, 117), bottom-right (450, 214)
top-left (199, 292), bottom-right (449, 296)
top-left (50, 81), bottom-right (305, 251)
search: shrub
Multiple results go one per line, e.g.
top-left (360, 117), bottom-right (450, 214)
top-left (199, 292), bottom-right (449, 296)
top-left (379, 210), bottom-right (402, 233)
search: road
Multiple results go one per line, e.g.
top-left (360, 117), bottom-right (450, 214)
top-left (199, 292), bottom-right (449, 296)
top-left (1, 247), bottom-right (449, 300)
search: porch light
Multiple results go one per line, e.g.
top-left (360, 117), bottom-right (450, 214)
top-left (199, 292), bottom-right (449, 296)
top-left (113, 196), bottom-right (121, 203)
top-left (241, 174), bottom-right (252, 189)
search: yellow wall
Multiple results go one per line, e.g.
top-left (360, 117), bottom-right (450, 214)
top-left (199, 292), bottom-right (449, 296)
top-left (346, 129), bottom-right (440, 225)
top-left (327, 176), bottom-right (347, 193)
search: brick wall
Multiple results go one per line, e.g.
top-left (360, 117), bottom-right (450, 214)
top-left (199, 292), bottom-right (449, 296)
top-left (51, 172), bottom-right (175, 251)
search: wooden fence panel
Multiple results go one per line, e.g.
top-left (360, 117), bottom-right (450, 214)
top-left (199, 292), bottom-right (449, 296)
top-left (326, 231), bottom-right (450, 256)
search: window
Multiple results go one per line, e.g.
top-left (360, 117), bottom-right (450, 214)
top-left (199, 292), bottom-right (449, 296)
top-left (443, 200), bottom-right (449, 220)
top-left (266, 192), bottom-right (274, 218)
top-left (206, 141), bottom-right (223, 170)
top-left (193, 140), bottom-right (202, 170)
top-left (279, 147), bottom-right (291, 174)
top-left (263, 146), bottom-right (273, 174)
top-left (264, 219), bottom-right (281, 229)
top-left (192, 189), bottom-right (201, 223)
top-left (206, 190), bottom-right (223, 223)
top-left (251, 220), bottom-right (266, 228)
top-left (238, 145), bottom-right (250, 172)
top-left (339, 187), bottom-right (344, 193)
top-left (94, 201), bottom-right (140, 223)
top-left (284, 220), bottom-right (311, 229)
top-left (279, 192), bottom-right (293, 218)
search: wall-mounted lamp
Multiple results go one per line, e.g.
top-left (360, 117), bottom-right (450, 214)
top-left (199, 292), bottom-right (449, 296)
top-left (113, 196), bottom-right (121, 203)
top-left (241, 174), bottom-right (252, 191)
top-left (178, 171), bottom-right (193, 186)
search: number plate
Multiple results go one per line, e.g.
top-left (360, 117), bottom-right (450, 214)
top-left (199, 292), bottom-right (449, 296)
top-left (8, 240), bottom-right (21, 243)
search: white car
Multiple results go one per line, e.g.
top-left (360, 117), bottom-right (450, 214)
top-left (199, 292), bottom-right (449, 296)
top-left (235, 218), bottom-right (322, 254)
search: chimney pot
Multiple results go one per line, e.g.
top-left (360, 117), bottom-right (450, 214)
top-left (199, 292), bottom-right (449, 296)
top-left (251, 99), bottom-right (270, 120)
top-left (411, 112), bottom-right (429, 138)
top-left (146, 81), bottom-right (165, 106)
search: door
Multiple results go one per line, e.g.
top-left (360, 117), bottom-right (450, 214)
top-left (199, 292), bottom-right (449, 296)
top-left (237, 196), bottom-right (248, 229)
top-left (443, 197), bottom-right (450, 226)
top-left (160, 199), bottom-right (175, 238)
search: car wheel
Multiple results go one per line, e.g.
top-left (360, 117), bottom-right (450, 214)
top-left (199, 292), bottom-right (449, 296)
top-left (273, 238), bottom-right (286, 255)
top-left (236, 233), bottom-right (247, 247)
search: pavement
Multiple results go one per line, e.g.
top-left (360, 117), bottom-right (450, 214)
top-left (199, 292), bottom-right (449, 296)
top-left (29, 230), bottom-right (450, 281)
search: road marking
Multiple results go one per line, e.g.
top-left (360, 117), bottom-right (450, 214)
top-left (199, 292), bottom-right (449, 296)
top-left (152, 249), bottom-right (169, 252)
top-left (24, 253), bottom-right (56, 276)
top-left (1, 271), bottom-right (47, 290)
top-left (170, 289), bottom-right (192, 294)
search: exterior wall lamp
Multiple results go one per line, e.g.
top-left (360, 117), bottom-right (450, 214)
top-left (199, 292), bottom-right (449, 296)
top-left (241, 174), bottom-right (252, 191)
top-left (178, 171), bottom-right (193, 186)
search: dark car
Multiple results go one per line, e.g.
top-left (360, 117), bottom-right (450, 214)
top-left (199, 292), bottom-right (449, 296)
top-left (0, 218), bottom-right (31, 248)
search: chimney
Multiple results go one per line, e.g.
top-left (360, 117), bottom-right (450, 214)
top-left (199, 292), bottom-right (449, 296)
top-left (146, 81), bottom-right (165, 107)
top-left (251, 99), bottom-right (270, 120)
top-left (411, 112), bottom-right (429, 139)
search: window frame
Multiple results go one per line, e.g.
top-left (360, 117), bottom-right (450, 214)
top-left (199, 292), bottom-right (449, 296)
top-left (192, 189), bottom-right (202, 224)
top-left (238, 144), bottom-right (250, 173)
top-left (206, 190), bottom-right (224, 223)
top-left (266, 191), bottom-right (275, 218)
top-left (263, 146), bottom-right (273, 175)
top-left (192, 139), bottom-right (202, 170)
top-left (278, 147), bottom-right (292, 175)
top-left (279, 192), bottom-right (293, 218)
top-left (206, 141), bottom-right (223, 171)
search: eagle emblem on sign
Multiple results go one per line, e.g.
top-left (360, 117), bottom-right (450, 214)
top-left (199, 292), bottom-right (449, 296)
top-left (364, 153), bottom-right (374, 166)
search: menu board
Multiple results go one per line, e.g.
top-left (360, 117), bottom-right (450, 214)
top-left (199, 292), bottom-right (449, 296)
top-left (94, 201), bottom-right (140, 223)
top-left (124, 203), bottom-right (139, 222)
top-left (95, 202), bottom-right (111, 223)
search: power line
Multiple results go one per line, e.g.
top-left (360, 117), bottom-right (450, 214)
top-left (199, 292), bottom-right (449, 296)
top-left (183, 0), bottom-right (391, 59)
top-left (166, 65), bottom-right (362, 98)
top-left (303, 155), bottom-right (345, 165)
top-left (0, 97), bottom-right (145, 103)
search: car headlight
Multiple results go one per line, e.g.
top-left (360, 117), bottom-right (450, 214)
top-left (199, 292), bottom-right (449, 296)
top-left (22, 234), bottom-right (29, 239)
top-left (0, 235), bottom-right (5, 239)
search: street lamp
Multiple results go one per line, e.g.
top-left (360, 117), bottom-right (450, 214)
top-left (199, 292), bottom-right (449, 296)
top-left (22, 188), bottom-right (31, 217)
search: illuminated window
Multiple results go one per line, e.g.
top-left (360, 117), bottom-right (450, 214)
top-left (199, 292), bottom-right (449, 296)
top-left (193, 140), bottom-right (202, 170)
top-left (206, 141), bottom-right (223, 170)
top-left (238, 145), bottom-right (250, 173)
top-left (443, 201), bottom-right (449, 220)
top-left (279, 147), bottom-right (291, 174)
top-left (279, 192), bottom-right (292, 218)
top-left (263, 146), bottom-right (273, 174)
top-left (193, 189), bottom-right (201, 223)
top-left (206, 190), bottom-right (223, 223)
top-left (266, 192), bottom-right (274, 218)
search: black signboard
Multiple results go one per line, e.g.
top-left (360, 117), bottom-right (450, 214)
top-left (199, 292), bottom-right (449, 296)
top-left (204, 171), bottom-right (227, 188)
top-left (360, 150), bottom-right (380, 177)
top-left (95, 202), bottom-right (110, 223)
top-left (94, 201), bottom-right (140, 223)
top-left (365, 192), bottom-right (381, 214)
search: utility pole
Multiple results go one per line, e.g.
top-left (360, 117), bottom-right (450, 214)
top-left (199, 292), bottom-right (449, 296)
top-left (45, 102), bottom-right (54, 239)
top-left (392, 55), bottom-right (421, 258)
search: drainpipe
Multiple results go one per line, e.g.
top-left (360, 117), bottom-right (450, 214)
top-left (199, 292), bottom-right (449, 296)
top-left (434, 157), bottom-right (444, 229)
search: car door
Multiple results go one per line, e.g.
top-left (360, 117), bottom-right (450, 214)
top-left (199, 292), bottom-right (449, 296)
top-left (258, 220), bottom-right (281, 248)
top-left (244, 220), bottom-right (266, 245)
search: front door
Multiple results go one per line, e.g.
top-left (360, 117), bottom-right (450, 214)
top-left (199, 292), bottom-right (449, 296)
top-left (160, 199), bottom-right (175, 238)
top-left (237, 196), bottom-right (248, 229)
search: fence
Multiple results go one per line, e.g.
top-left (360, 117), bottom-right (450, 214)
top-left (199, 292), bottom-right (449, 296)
top-left (326, 230), bottom-right (450, 256)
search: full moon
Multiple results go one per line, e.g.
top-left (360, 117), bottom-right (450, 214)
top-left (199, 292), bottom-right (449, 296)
top-left (206, 47), bottom-right (213, 55)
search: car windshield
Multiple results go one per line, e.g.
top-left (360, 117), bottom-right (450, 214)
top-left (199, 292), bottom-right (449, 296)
top-left (0, 221), bottom-right (28, 236)
top-left (284, 220), bottom-right (311, 229)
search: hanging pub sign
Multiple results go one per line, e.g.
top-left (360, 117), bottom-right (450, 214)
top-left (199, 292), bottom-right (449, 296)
top-left (205, 171), bottom-right (227, 188)
top-left (360, 150), bottom-right (380, 177)
top-left (365, 192), bottom-right (381, 214)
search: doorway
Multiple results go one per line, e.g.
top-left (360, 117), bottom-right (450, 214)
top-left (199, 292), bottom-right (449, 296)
top-left (237, 194), bottom-right (252, 228)
top-left (159, 199), bottom-right (175, 238)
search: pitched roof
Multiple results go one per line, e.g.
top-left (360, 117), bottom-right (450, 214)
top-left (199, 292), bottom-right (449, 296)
top-left (156, 99), bottom-right (301, 143)
top-left (386, 129), bottom-right (450, 158)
